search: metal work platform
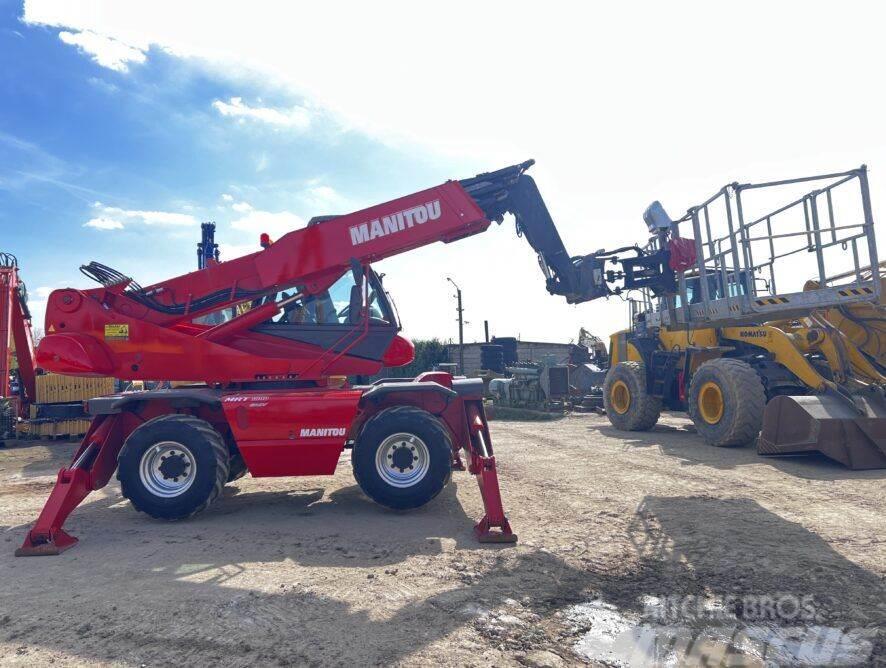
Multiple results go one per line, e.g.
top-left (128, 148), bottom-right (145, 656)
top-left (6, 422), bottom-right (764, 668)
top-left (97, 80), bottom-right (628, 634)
top-left (636, 166), bottom-right (881, 329)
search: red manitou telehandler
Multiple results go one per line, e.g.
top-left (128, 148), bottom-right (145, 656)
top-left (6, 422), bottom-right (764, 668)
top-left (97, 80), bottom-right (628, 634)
top-left (17, 161), bottom-right (636, 556)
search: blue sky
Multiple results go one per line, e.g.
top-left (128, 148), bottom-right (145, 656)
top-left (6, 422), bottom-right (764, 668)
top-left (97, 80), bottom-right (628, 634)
top-left (1, 2), bottom-right (464, 335)
top-left (3, 1), bottom-right (885, 343)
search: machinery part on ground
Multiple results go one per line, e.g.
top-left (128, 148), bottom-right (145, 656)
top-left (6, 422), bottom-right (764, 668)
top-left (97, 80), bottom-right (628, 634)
top-left (686, 358), bottom-right (766, 447)
top-left (117, 414), bottom-right (230, 520)
top-left (0, 398), bottom-right (13, 442)
top-left (480, 344), bottom-right (505, 373)
top-left (603, 361), bottom-right (661, 431)
top-left (576, 328), bottom-right (608, 366)
top-left (351, 406), bottom-right (453, 509)
top-left (606, 166), bottom-right (884, 469)
top-left (488, 361), bottom-right (571, 412)
top-left (491, 336), bottom-right (518, 367)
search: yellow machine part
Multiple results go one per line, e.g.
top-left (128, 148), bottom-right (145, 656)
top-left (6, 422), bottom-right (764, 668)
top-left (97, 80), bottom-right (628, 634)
top-left (611, 317), bottom-right (883, 394)
top-left (35, 374), bottom-right (115, 405)
top-left (719, 326), bottom-right (830, 391)
top-left (805, 277), bottom-right (885, 368)
top-left (16, 418), bottom-right (92, 439)
top-left (609, 330), bottom-right (642, 365)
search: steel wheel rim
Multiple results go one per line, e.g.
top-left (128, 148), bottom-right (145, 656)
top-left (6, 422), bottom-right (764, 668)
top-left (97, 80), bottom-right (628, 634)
top-left (139, 441), bottom-right (197, 497)
top-left (610, 380), bottom-right (631, 414)
top-left (699, 382), bottom-right (725, 424)
top-left (375, 432), bottom-right (430, 488)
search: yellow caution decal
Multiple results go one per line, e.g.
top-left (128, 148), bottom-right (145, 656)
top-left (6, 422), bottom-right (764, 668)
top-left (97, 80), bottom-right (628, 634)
top-left (104, 323), bottom-right (129, 341)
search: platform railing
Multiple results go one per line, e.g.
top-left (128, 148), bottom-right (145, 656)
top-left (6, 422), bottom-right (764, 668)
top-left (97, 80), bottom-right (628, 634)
top-left (640, 166), bottom-right (880, 329)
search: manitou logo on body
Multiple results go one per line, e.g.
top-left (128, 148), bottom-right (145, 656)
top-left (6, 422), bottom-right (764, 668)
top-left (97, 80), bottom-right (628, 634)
top-left (349, 200), bottom-right (442, 246)
top-left (299, 426), bottom-right (348, 438)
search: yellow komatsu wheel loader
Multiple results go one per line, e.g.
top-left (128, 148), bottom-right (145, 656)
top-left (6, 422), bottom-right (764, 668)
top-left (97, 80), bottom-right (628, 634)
top-left (602, 167), bottom-right (885, 469)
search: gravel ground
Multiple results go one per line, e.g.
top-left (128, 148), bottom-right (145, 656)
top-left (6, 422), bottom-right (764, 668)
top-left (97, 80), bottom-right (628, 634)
top-left (0, 413), bottom-right (883, 666)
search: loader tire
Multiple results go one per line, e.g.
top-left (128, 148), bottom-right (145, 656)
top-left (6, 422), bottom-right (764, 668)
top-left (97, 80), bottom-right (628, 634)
top-left (118, 414), bottom-right (229, 520)
top-left (688, 358), bottom-right (766, 447)
top-left (352, 406), bottom-right (453, 510)
top-left (603, 361), bottom-right (661, 431)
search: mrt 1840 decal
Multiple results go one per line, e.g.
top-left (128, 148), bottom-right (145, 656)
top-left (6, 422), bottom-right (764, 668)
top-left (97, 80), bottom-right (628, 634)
top-left (349, 200), bottom-right (441, 246)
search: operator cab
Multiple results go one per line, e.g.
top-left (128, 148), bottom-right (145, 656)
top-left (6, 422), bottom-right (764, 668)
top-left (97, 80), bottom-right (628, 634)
top-left (272, 269), bottom-right (394, 326)
top-left (252, 266), bottom-right (405, 364)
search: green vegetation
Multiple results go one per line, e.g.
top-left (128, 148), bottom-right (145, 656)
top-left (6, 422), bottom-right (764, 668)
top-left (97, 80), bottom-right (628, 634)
top-left (385, 338), bottom-right (450, 378)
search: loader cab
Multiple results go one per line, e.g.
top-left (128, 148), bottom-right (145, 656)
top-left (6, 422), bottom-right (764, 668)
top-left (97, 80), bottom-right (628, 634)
top-left (677, 268), bottom-right (756, 306)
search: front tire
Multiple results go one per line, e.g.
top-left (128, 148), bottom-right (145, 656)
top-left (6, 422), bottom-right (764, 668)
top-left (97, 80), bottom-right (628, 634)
top-left (117, 414), bottom-right (229, 520)
top-left (687, 358), bottom-right (766, 447)
top-left (603, 361), bottom-right (661, 431)
top-left (352, 406), bottom-right (453, 510)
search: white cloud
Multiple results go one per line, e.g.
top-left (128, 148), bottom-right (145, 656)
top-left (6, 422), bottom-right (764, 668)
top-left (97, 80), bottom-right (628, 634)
top-left (212, 97), bottom-right (310, 130)
top-left (32, 286), bottom-right (55, 299)
top-left (231, 201), bottom-right (253, 213)
top-left (217, 242), bottom-right (259, 261)
top-left (230, 209), bottom-right (304, 240)
top-left (305, 184), bottom-right (337, 204)
top-left (84, 202), bottom-right (198, 230)
top-left (84, 216), bottom-right (124, 230)
top-left (221, 193), bottom-right (234, 202)
top-left (58, 30), bottom-right (146, 73)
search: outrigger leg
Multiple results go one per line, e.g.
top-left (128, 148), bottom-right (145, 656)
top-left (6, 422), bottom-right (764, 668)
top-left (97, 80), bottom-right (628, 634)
top-left (16, 414), bottom-right (130, 556)
top-left (464, 402), bottom-right (517, 543)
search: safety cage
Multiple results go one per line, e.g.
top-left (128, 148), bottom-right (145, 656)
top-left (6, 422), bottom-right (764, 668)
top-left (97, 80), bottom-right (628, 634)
top-left (630, 166), bottom-right (880, 329)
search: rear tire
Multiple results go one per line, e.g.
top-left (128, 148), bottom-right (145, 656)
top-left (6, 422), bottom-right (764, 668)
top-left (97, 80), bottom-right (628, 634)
top-left (603, 361), bottom-right (661, 431)
top-left (352, 406), bottom-right (453, 510)
top-left (117, 414), bottom-right (229, 520)
top-left (687, 358), bottom-right (766, 447)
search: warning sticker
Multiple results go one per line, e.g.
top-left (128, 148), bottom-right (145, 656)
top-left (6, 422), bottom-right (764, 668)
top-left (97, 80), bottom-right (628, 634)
top-left (104, 323), bottom-right (129, 340)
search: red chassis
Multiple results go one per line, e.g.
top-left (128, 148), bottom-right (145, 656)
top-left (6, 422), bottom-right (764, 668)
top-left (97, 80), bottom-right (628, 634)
top-left (18, 372), bottom-right (514, 556)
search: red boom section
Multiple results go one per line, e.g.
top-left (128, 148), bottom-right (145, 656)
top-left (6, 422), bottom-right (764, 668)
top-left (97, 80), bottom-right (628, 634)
top-left (1, 260), bottom-right (36, 418)
top-left (37, 181), bottom-right (489, 384)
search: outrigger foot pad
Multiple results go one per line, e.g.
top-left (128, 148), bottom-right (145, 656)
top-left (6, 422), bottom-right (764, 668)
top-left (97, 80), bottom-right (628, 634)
top-left (16, 529), bottom-right (79, 557)
top-left (474, 517), bottom-right (518, 544)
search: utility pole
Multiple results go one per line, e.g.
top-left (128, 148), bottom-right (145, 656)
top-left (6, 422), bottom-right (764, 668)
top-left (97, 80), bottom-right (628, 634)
top-left (446, 277), bottom-right (465, 374)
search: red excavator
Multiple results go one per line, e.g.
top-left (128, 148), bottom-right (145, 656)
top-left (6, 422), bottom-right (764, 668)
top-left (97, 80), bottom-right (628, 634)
top-left (19, 161), bottom-right (654, 556)
top-left (1, 252), bottom-right (37, 439)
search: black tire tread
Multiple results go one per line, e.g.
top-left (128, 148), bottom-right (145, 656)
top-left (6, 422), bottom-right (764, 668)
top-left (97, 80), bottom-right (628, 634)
top-left (688, 358), bottom-right (766, 447)
top-left (603, 361), bottom-right (661, 431)
top-left (352, 405), bottom-right (452, 509)
top-left (118, 413), bottom-right (229, 520)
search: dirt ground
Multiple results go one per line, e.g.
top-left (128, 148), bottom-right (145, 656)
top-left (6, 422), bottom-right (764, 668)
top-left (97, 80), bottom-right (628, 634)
top-left (0, 413), bottom-right (883, 666)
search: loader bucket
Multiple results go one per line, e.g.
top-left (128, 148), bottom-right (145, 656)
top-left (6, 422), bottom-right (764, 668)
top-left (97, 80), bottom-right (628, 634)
top-left (759, 394), bottom-right (886, 470)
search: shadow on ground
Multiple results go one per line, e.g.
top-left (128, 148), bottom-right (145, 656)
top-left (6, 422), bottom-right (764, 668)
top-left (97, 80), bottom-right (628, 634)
top-left (589, 422), bottom-right (886, 481)
top-left (3, 470), bottom-right (883, 665)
